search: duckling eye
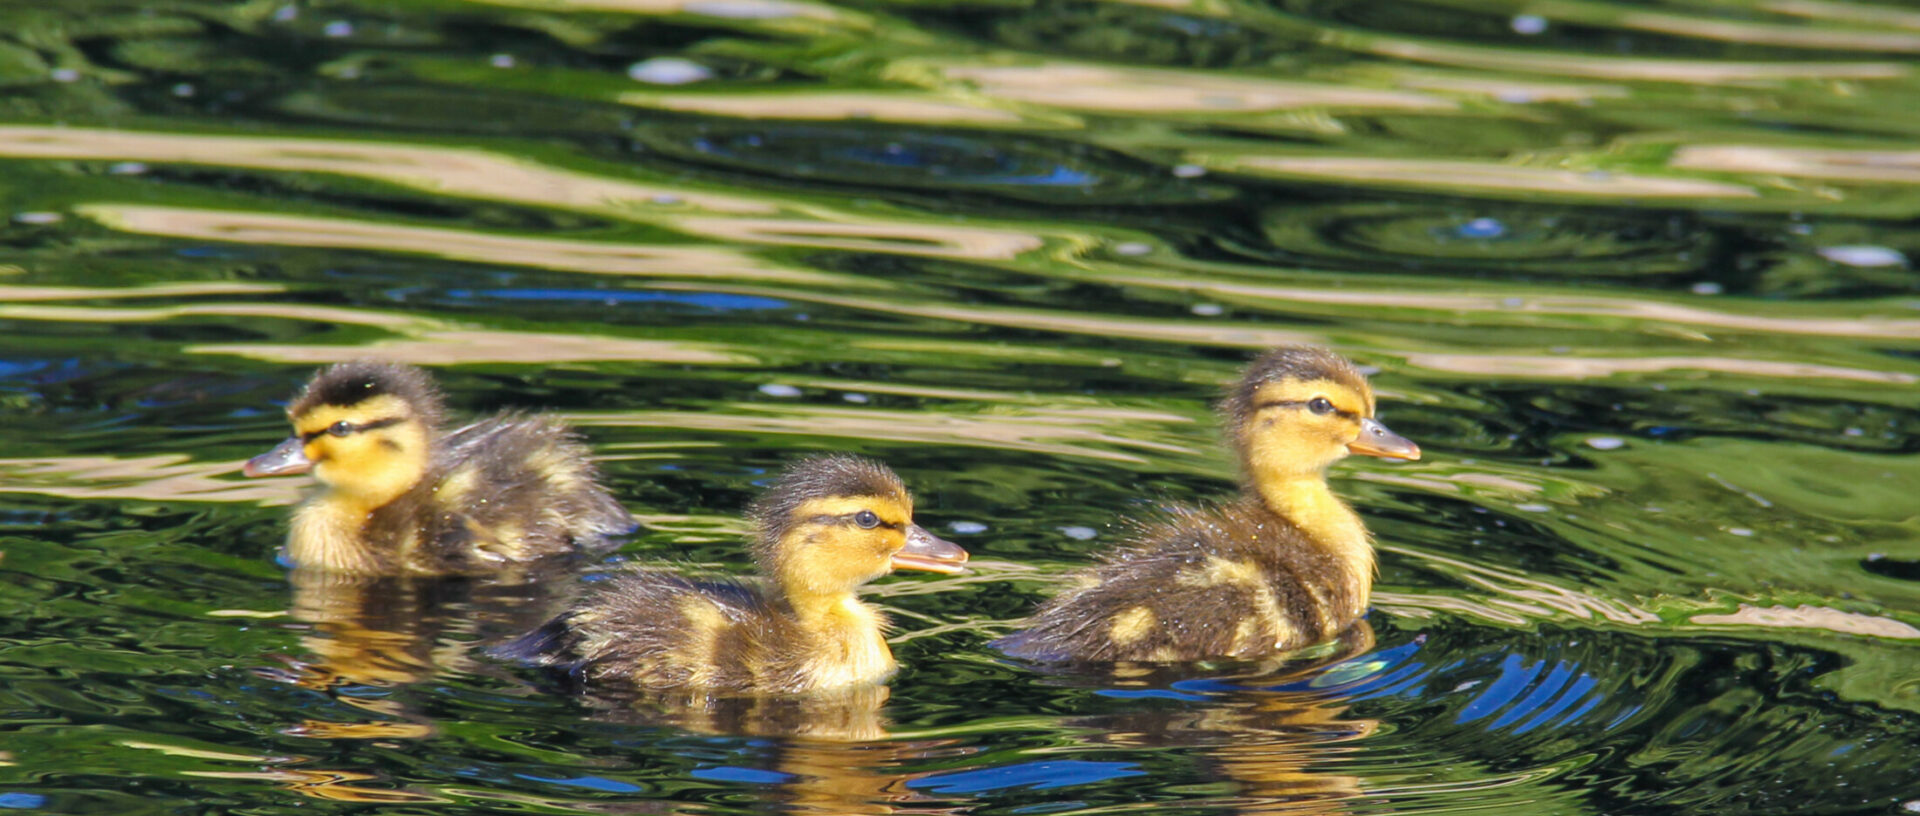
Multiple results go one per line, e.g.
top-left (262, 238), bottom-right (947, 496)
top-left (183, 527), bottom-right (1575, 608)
top-left (327, 420), bottom-right (354, 437)
top-left (853, 510), bottom-right (881, 529)
top-left (1308, 397), bottom-right (1335, 415)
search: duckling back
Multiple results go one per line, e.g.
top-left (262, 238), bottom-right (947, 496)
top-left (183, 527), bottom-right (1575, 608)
top-left (995, 500), bottom-right (1366, 663)
top-left (499, 570), bottom-right (822, 694)
top-left (367, 413), bottom-right (633, 574)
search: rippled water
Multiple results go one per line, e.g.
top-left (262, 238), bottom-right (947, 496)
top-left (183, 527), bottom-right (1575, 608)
top-left (3, 0), bottom-right (1919, 813)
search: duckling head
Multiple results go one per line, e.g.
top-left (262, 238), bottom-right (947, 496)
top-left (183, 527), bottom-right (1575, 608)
top-left (244, 362), bottom-right (445, 509)
top-left (1221, 347), bottom-right (1420, 486)
top-left (747, 456), bottom-right (969, 601)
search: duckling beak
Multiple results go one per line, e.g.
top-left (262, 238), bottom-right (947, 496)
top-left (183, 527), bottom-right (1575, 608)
top-left (1349, 418), bottom-right (1421, 461)
top-left (891, 524), bottom-right (970, 574)
top-left (244, 437), bottom-right (313, 477)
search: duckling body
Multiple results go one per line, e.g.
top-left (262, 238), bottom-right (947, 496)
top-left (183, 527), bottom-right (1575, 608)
top-left (500, 456), bottom-right (968, 695)
top-left (245, 362), bottom-right (632, 575)
top-left (997, 347), bottom-right (1418, 663)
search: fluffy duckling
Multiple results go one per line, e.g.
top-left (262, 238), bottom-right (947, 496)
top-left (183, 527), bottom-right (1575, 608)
top-left (500, 455), bottom-right (969, 695)
top-left (243, 361), bottom-right (633, 575)
top-left (996, 347), bottom-right (1419, 663)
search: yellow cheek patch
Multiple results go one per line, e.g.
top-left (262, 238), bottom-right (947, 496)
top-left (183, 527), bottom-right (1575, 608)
top-left (293, 395), bottom-right (413, 435)
top-left (790, 496), bottom-right (911, 527)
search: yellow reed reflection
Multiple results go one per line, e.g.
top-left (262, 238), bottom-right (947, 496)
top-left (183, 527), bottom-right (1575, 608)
top-left (1194, 155), bottom-right (1758, 199)
top-left (78, 204), bottom-right (868, 287)
top-left (908, 60), bottom-right (1456, 114)
top-left (621, 90), bottom-right (1045, 127)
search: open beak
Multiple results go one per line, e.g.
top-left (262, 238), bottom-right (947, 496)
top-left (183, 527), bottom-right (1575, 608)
top-left (244, 437), bottom-right (312, 477)
top-left (1349, 417), bottom-right (1421, 461)
top-left (891, 524), bottom-right (970, 574)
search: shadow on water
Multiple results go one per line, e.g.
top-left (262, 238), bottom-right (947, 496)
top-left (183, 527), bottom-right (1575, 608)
top-left (1, 0), bottom-right (1919, 813)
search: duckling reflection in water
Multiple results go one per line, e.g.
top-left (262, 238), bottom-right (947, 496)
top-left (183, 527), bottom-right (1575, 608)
top-left (998, 347), bottom-right (1419, 662)
top-left (266, 564), bottom-right (596, 740)
top-left (243, 361), bottom-right (632, 575)
top-left (1068, 624), bottom-right (1382, 816)
top-left (499, 455), bottom-right (969, 700)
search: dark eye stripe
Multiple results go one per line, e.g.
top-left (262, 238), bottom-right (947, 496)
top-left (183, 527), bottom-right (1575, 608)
top-left (300, 415), bottom-right (406, 442)
top-left (806, 514), bottom-right (905, 530)
top-left (1251, 399), bottom-right (1359, 420)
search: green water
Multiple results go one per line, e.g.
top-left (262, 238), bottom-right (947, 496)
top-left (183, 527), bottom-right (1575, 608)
top-left (2, 0), bottom-right (1918, 812)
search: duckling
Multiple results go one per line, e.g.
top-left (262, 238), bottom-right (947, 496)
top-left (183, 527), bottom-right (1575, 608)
top-left (996, 346), bottom-right (1419, 663)
top-left (243, 361), bottom-right (633, 575)
top-left (499, 455), bottom-right (969, 695)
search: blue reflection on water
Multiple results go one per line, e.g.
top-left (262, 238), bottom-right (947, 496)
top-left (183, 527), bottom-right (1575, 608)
top-left (691, 765), bottom-right (795, 784)
top-left (911, 760), bottom-right (1145, 793)
top-left (516, 773), bottom-right (646, 793)
top-left (446, 289), bottom-right (788, 310)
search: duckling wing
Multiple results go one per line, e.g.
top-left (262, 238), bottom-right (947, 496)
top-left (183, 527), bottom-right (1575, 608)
top-left (495, 570), bottom-right (788, 693)
top-left (428, 414), bottom-right (635, 565)
top-left (998, 502), bottom-right (1354, 662)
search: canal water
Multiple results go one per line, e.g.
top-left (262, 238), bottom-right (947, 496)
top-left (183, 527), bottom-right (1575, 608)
top-left (1, 0), bottom-right (1916, 813)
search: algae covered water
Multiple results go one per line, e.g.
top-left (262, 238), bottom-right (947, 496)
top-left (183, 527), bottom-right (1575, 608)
top-left (2, 0), bottom-right (1918, 813)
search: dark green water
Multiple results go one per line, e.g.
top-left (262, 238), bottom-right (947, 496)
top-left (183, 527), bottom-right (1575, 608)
top-left (3, 0), bottom-right (1919, 813)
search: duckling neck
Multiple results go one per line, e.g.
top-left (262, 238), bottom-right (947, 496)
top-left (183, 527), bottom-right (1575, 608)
top-left (1252, 473), bottom-right (1375, 584)
top-left (783, 590), bottom-right (897, 691)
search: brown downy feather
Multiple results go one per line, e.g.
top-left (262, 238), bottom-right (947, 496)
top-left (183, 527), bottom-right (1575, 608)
top-left (259, 362), bottom-right (633, 575)
top-left (998, 345), bottom-right (1414, 663)
top-left (995, 500), bottom-right (1364, 662)
top-left (498, 455), bottom-right (967, 696)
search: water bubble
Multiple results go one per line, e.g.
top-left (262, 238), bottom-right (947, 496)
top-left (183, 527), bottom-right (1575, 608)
top-left (1727, 527), bottom-right (1754, 537)
top-left (842, 392), bottom-right (870, 404)
top-left (489, 54), bottom-right (516, 68)
top-left (49, 68), bottom-right (80, 83)
top-left (1060, 526), bottom-right (1097, 540)
top-left (108, 162), bottom-right (148, 175)
top-left (273, 4), bottom-right (298, 21)
top-left (1190, 303), bottom-right (1224, 317)
top-left (1690, 281), bottom-right (1723, 295)
top-left (323, 20), bottom-right (354, 37)
top-left (650, 193), bottom-right (682, 205)
top-left (1511, 14), bottom-right (1547, 34)
top-left (1171, 163), bottom-right (1207, 178)
top-left (628, 57), bottom-right (713, 85)
top-left (950, 521), bottom-right (988, 534)
top-left (1514, 503), bottom-right (1551, 513)
top-left (1585, 436), bottom-right (1625, 450)
top-left (172, 83), bottom-right (195, 97)
top-left (1817, 245), bottom-right (1908, 268)
top-left (1458, 217), bottom-right (1506, 239)
top-left (1113, 241), bottom-right (1152, 257)
top-left (1495, 90), bottom-right (1536, 104)
top-left (757, 383), bottom-right (802, 398)
top-left (13, 212), bottom-right (62, 225)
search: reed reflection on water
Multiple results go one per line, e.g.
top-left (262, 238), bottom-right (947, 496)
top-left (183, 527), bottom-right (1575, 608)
top-left (2, 0), bottom-right (1919, 813)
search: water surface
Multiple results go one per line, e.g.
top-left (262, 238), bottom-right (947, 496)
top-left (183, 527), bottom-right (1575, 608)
top-left (1, 0), bottom-right (1918, 813)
